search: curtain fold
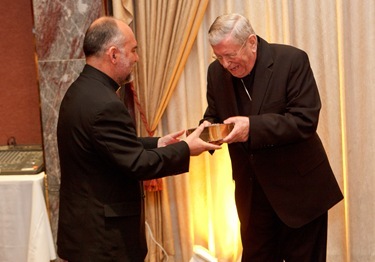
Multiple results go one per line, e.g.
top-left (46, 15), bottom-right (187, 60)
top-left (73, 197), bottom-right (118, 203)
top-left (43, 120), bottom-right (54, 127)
top-left (132, 0), bottom-right (209, 193)
top-left (115, 1), bottom-right (210, 261)
top-left (132, 0), bottom-right (209, 137)
top-left (112, 0), bottom-right (133, 24)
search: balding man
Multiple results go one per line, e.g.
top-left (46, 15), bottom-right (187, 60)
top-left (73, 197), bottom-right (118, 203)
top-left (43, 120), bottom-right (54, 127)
top-left (56, 16), bottom-right (220, 261)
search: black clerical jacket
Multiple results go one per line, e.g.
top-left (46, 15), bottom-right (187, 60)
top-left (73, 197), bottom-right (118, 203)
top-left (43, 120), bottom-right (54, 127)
top-left (202, 37), bottom-right (343, 230)
top-left (57, 65), bottom-right (190, 261)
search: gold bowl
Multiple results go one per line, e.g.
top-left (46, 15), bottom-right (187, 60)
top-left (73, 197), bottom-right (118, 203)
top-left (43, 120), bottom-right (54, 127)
top-left (186, 123), bottom-right (234, 143)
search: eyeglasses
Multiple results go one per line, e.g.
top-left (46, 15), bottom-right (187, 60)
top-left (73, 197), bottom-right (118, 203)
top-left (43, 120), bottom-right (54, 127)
top-left (212, 39), bottom-right (247, 62)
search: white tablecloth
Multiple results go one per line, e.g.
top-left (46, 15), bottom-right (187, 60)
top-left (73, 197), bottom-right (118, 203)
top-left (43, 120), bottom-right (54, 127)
top-left (0, 172), bottom-right (56, 262)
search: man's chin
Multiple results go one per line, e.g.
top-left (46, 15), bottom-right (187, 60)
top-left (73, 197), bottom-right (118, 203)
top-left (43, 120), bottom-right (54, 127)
top-left (230, 72), bottom-right (245, 78)
top-left (228, 68), bottom-right (246, 78)
top-left (120, 74), bottom-right (133, 85)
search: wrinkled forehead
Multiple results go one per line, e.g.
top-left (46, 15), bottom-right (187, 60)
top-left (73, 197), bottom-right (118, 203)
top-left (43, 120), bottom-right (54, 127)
top-left (212, 33), bottom-right (242, 49)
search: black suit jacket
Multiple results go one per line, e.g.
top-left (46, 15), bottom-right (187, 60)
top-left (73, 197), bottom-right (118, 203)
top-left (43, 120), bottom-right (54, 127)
top-left (202, 37), bottom-right (343, 229)
top-left (57, 65), bottom-right (190, 261)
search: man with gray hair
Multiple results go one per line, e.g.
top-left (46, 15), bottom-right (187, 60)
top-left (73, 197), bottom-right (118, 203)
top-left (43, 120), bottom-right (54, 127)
top-left (201, 13), bottom-right (343, 261)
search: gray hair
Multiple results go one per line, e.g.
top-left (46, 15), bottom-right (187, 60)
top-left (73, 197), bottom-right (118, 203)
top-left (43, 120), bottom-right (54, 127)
top-left (208, 14), bottom-right (255, 46)
top-left (83, 16), bottom-right (125, 57)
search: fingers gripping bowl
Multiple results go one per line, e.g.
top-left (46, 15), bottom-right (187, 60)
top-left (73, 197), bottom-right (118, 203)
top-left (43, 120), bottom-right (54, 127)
top-left (186, 123), bottom-right (234, 143)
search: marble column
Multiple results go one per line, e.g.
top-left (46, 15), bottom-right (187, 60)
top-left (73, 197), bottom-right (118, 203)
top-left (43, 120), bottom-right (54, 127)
top-left (32, 0), bottom-right (104, 260)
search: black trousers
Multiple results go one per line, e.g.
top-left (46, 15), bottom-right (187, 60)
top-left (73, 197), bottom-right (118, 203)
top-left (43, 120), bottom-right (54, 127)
top-left (240, 178), bottom-right (328, 262)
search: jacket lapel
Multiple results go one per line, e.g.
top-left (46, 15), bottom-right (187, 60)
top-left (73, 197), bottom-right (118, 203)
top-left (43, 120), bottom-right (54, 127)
top-left (251, 37), bottom-right (273, 115)
top-left (220, 68), bottom-right (239, 118)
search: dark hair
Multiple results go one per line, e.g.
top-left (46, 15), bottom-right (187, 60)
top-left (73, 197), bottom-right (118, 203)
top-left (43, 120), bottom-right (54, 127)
top-left (83, 17), bottom-right (124, 57)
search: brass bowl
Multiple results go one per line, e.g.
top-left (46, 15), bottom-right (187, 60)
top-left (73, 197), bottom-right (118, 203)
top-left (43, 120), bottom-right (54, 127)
top-left (186, 123), bottom-right (234, 143)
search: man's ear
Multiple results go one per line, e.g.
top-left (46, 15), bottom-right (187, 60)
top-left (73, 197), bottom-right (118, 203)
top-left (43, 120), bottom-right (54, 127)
top-left (249, 34), bottom-right (257, 51)
top-left (108, 46), bottom-right (118, 62)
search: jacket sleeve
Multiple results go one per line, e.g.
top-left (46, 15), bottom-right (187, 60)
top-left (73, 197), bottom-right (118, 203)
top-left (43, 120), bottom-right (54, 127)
top-left (91, 100), bottom-right (190, 180)
top-left (138, 137), bottom-right (159, 149)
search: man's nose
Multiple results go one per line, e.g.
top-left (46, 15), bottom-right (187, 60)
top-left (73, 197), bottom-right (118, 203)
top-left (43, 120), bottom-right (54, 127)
top-left (221, 58), bottom-right (232, 68)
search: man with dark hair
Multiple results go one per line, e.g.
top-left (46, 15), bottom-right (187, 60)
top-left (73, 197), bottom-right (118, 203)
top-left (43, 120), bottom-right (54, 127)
top-left (201, 13), bottom-right (343, 261)
top-left (56, 16), bottom-right (220, 261)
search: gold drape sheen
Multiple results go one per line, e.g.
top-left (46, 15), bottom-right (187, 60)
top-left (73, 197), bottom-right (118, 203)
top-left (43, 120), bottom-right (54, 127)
top-left (132, 0), bottom-right (209, 137)
top-left (114, 1), bottom-right (210, 261)
top-left (132, 1), bottom-right (209, 192)
top-left (112, 0), bottom-right (133, 24)
top-left (114, 0), bottom-right (208, 192)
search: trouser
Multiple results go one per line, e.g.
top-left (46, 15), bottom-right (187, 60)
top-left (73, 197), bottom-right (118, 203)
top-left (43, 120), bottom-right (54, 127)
top-left (240, 178), bottom-right (328, 262)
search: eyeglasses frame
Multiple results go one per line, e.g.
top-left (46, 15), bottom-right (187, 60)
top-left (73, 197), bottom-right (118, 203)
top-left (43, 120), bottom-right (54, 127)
top-left (212, 37), bottom-right (249, 62)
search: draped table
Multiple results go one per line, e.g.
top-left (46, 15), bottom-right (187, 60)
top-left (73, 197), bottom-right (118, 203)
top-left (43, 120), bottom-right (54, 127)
top-left (0, 172), bottom-right (56, 261)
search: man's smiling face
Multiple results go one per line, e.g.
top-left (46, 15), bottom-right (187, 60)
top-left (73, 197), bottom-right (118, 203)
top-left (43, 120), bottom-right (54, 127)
top-left (212, 34), bottom-right (258, 78)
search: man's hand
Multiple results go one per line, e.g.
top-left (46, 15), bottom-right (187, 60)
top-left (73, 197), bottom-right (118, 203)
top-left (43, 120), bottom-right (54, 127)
top-left (184, 123), bottom-right (221, 156)
top-left (201, 120), bottom-right (212, 127)
top-left (158, 130), bottom-right (185, 147)
top-left (222, 116), bottom-right (250, 143)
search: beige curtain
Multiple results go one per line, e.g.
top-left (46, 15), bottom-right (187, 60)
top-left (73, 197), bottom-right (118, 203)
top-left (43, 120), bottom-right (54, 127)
top-left (114, 0), bottom-right (375, 261)
top-left (131, 0), bottom-right (209, 136)
top-left (114, 0), bottom-right (210, 261)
